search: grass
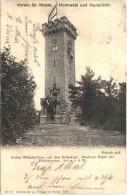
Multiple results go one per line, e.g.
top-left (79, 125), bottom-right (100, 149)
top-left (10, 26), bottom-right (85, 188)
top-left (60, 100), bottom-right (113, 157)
top-left (13, 124), bottom-right (126, 147)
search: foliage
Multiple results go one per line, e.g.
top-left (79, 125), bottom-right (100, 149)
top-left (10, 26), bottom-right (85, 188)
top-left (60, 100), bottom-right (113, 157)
top-left (41, 96), bottom-right (60, 121)
top-left (1, 48), bottom-right (37, 142)
top-left (41, 96), bottom-right (58, 112)
top-left (69, 67), bottom-right (126, 132)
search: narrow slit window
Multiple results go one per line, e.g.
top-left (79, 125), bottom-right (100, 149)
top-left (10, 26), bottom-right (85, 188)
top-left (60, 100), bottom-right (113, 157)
top-left (70, 78), bottom-right (72, 84)
top-left (68, 41), bottom-right (72, 56)
top-left (54, 76), bottom-right (56, 83)
top-left (54, 60), bottom-right (56, 67)
top-left (70, 61), bottom-right (71, 68)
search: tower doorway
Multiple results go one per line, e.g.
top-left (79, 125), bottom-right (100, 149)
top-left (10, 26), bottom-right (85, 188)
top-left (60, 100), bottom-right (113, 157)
top-left (47, 107), bottom-right (54, 122)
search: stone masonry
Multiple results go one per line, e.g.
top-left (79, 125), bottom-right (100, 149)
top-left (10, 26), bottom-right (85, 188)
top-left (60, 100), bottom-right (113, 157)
top-left (40, 16), bottom-right (77, 124)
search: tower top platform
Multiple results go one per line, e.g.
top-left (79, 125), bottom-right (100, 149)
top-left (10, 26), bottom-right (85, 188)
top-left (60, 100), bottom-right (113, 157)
top-left (42, 16), bottom-right (77, 40)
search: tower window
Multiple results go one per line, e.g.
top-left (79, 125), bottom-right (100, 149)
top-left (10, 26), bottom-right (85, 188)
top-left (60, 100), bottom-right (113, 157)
top-left (52, 39), bottom-right (58, 51)
top-left (54, 76), bottom-right (56, 83)
top-left (70, 61), bottom-right (71, 68)
top-left (53, 92), bottom-right (57, 98)
top-left (68, 41), bottom-right (72, 56)
top-left (53, 60), bottom-right (56, 67)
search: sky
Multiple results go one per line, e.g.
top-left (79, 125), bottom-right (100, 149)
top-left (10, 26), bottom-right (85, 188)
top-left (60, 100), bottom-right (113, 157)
top-left (1, 0), bottom-right (126, 110)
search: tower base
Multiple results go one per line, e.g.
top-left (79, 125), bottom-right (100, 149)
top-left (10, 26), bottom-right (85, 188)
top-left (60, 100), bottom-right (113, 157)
top-left (40, 113), bottom-right (77, 125)
top-left (40, 115), bottom-right (47, 124)
top-left (54, 115), bottom-right (62, 124)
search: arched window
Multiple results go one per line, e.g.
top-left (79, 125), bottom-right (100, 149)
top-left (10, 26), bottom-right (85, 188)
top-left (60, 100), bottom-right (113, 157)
top-left (52, 39), bottom-right (58, 51)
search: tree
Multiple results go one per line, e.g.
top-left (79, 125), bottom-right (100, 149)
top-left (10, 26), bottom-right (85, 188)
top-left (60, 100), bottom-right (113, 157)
top-left (1, 48), bottom-right (37, 142)
top-left (101, 77), bottom-right (118, 130)
top-left (69, 67), bottom-right (103, 125)
top-left (69, 67), bottom-right (126, 132)
top-left (113, 82), bottom-right (126, 132)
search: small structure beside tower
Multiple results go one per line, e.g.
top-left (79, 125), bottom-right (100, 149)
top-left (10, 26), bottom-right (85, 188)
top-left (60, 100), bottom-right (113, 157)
top-left (40, 16), bottom-right (77, 124)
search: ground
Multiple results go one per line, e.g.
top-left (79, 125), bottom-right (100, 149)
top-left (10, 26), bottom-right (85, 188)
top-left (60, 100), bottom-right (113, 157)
top-left (8, 124), bottom-right (126, 147)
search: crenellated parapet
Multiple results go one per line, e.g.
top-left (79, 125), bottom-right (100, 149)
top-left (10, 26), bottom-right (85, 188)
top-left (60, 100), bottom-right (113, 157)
top-left (42, 16), bottom-right (77, 40)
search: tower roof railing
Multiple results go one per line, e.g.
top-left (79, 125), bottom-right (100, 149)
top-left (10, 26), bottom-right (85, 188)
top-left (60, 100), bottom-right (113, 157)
top-left (42, 16), bottom-right (77, 34)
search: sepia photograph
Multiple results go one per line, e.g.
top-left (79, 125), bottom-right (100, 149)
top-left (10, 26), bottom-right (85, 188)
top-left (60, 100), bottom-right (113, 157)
top-left (1, 0), bottom-right (126, 194)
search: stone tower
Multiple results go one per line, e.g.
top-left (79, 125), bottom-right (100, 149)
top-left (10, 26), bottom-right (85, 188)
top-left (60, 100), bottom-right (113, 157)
top-left (41, 16), bottom-right (77, 123)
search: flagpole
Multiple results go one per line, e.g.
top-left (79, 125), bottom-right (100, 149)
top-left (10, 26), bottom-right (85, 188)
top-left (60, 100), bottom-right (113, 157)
top-left (48, 2), bottom-right (57, 23)
top-left (56, 1), bottom-right (58, 21)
